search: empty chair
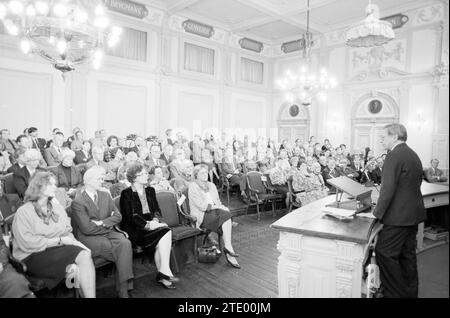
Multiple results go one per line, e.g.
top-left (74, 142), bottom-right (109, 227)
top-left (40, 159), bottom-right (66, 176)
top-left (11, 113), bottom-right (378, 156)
top-left (246, 171), bottom-right (280, 220)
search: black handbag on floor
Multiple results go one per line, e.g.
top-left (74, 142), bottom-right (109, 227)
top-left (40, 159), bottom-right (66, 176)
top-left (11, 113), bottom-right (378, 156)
top-left (197, 246), bottom-right (221, 263)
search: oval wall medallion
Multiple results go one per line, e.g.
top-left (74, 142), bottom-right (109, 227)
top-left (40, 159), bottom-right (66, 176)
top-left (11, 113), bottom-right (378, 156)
top-left (289, 104), bottom-right (300, 117)
top-left (368, 99), bottom-right (383, 114)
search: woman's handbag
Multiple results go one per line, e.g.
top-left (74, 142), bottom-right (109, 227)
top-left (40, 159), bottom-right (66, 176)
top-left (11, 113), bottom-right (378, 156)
top-left (197, 246), bottom-right (221, 263)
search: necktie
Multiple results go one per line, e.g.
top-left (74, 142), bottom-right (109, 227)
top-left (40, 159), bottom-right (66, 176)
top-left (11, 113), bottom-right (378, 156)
top-left (93, 194), bottom-right (98, 207)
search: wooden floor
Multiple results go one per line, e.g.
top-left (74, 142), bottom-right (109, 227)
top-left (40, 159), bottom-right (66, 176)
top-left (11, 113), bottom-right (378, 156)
top-left (56, 193), bottom-right (449, 298)
top-left (96, 202), bottom-right (284, 298)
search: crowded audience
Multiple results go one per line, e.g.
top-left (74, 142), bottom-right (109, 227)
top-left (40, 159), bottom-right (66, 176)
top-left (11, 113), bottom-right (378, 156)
top-left (1, 124), bottom-right (447, 298)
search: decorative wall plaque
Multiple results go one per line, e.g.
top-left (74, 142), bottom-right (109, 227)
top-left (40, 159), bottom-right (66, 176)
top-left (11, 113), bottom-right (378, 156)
top-left (368, 100), bottom-right (383, 114)
top-left (239, 38), bottom-right (264, 53)
top-left (289, 105), bottom-right (300, 117)
top-left (182, 20), bottom-right (215, 38)
top-left (281, 39), bottom-right (302, 54)
top-left (103, 0), bottom-right (149, 19)
top-left (381, 14), bottom-right (409, 29)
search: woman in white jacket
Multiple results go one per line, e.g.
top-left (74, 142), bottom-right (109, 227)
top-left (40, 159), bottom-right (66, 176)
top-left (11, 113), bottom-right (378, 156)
top-left (188, 164), bottom-right (240, 269)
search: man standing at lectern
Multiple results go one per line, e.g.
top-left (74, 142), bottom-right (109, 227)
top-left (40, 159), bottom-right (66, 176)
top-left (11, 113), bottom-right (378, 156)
top-left (373, 123), bottom-right (426, 298)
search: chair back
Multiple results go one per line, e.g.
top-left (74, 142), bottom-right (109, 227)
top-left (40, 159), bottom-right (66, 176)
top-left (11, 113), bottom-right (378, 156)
top-left (0, 193), bottom-right (22, 234)
top-left (155, 190), bottom-right (180, 227)
top-left (246, 171), bottom-right (266, 194)
top-left (3, 173), bottom-right (16, 194)
top-left (181, 188), bottom-right (190, 215)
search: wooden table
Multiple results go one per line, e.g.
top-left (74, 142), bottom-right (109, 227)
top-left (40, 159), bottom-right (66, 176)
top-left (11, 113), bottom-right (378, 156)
top-left (417, 182), bottom-right (449, 252)
top-left (270, 182), bottom-right (449, 298)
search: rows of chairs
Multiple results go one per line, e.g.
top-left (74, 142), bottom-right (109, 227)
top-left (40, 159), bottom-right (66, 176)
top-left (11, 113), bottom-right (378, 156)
top-left (0, 177), bottom-right (209, 297)
top-left (215, 164), bottom-right (306, 220)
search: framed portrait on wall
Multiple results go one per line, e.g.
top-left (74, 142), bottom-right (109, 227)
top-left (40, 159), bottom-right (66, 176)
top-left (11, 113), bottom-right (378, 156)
top-left (289, 104), bottom-right (300, 117)
top-left (368, 99), bottom-right (383, 114)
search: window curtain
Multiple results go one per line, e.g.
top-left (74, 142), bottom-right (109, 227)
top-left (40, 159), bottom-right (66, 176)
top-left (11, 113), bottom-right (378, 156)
top-left (106, 27), bottom-right (147, 62)
top-left (241, 57), bottom-right (264, 84)
top-left (184, 42), bottom-right (215, 75)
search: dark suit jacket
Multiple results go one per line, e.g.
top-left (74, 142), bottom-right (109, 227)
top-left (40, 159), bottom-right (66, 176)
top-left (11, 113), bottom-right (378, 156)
top-left (74, 150), bottom-right (91, 165)
top-left (31, 137), bottom-right (46, 152)
top-left (119, 186), bottom-right (162, 246)
top-left (424, 167), bottom-right (447, 183)
top-left (360, 169), bottom-right (381, 185)
top-left (373, 143), bottom-right (426, 226)
top-left (6, 163), bottom-right (23, 174)
top-left (70, 190), bottom-right (123, 255)
top-left (322, 167), bottom-right (343, 184)
top-left (54, 164), bottom-right (83, 190)
top-left (13, 167), bottom-right (31, 198)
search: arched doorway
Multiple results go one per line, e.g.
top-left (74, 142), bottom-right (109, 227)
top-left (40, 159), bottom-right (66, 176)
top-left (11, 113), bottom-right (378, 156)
top-left (277, 102), bottom-right (310, 144)
top-left (351, 92), bottom-right (399, 156)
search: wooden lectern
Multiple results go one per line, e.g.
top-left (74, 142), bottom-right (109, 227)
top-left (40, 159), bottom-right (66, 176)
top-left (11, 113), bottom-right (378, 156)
top-left (326, 176), bottom-right (373, 214)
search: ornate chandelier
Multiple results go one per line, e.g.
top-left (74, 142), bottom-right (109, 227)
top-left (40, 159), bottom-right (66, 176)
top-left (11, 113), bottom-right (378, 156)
top-left (0, 0), bottom-right (122, 76)
top-left (346, 1), bottom-right (395, 47)
top-left (277, 0), bottom-right (337, 107)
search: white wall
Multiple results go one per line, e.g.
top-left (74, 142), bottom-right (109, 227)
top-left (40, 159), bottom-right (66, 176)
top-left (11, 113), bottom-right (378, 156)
top-left (0, 2), bottom-right (447, 170)
top-left (0, 9), bottom-right (274, 142)
top-left (272, 2), bottom-right (449, 169)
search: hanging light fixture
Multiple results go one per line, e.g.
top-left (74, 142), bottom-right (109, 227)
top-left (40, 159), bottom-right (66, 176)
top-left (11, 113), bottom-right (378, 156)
top-left (277, 0), bottom-right (337, 107)
top-left (0, 0), bottom-right (123, 78)
top-left (346, 0), bottom-right (395, 47)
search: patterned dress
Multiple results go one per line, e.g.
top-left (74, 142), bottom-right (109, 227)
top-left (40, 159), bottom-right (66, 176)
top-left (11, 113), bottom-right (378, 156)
top-left (293, 172), bottom-right (329, 206)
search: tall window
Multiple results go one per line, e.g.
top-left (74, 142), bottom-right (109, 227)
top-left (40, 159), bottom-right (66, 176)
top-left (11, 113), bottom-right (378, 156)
top-left (241, 57), bottom-right (264, 84)
top-left (106, 26), bottom-right (147, 62)
top-left (184, 42), bottom-right (215, 75)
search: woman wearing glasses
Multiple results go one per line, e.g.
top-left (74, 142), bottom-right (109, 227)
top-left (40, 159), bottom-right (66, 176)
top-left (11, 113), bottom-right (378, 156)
top-left (119, 163), bottom-right (179, 289)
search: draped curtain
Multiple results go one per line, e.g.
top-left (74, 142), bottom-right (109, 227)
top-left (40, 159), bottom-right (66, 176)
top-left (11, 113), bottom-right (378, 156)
top-left (106, 26), bottom-right (147, 62)
top-left (184, 42), bottom-right (215, 75)
top-left (241, 57), bottom-right (264, 84)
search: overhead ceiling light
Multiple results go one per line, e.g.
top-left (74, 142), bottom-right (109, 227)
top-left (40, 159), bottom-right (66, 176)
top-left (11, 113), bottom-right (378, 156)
top-left (346, 1), bottom-right (395, 47)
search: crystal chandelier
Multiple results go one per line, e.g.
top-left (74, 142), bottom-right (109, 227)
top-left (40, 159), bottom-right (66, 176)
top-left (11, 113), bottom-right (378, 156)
top-left (346, 1), bottom-right (395, 47)
top-left (0, 0), bottom-right (122, 76)
top-left (277, 0), bottom-right (337, 107)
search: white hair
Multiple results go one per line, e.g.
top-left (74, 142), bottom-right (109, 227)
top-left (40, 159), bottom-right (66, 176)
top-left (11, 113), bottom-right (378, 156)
top-left (83, 166), bottom-right (106, 185)
top-left (24, 148), bottom-right (41, 161)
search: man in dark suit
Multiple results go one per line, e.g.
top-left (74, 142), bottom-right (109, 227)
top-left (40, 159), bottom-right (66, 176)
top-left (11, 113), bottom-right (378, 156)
top-left (43, 132), bottom-right (65, 166)
top-left (322, 158), bottom-right (343, 193)
top-left (13, 149), bottom-right (42, 198)
top-left (74, 141), bottom-right (92, 165)
top-left (373, 123), bottom-right (426, 298)
top-left (71, 166), bottom-right (133, 298)
top-left (147, 144), bottom-right (170, 179)
top-left (424, 158), bottom-right (448, 183)
top-left (27, 127), bottom-right (46, 153)
top-left (6, 147), bottom-right (27, 174)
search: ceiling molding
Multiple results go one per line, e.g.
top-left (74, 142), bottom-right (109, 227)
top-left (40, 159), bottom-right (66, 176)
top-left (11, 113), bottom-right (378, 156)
top-left (167, 0), bottom-right (202, 15)
top-left (231, 0), bottom-right (334, 34)
top-left (326, 0), bottom-right (440, 32)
